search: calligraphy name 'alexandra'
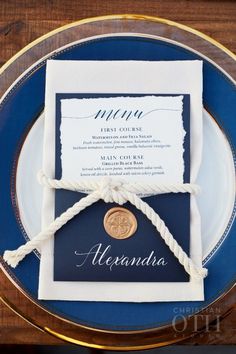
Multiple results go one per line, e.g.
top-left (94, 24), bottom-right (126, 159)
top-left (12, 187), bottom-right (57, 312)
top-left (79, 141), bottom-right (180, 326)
top-left (75, 243), bottom-right (167, 271)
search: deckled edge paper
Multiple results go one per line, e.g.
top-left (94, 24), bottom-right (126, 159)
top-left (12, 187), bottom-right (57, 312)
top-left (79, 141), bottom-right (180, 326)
top-left (59, 95), bottom-right (186, 183)
top-left (38, 60), bottom-right (204, 302)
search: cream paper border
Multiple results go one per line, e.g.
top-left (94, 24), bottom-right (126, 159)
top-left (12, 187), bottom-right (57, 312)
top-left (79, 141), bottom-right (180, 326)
top-left (38, 60), bottom-right (204, 301)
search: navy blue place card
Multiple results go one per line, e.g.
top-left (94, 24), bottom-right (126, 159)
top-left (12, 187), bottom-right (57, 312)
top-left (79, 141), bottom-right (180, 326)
top-left (53, 93), bottom-right (190, 282)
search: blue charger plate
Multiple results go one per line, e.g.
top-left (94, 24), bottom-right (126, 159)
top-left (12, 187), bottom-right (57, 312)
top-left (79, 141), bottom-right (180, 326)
top-left (0, 35), bottom-right (235, 331)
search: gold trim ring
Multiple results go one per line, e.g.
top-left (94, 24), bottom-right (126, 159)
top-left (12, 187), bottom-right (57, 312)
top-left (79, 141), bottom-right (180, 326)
top-left (0, 14), bottom-right (235, 350)
top-left (0, 14), bottom-right (235, 75)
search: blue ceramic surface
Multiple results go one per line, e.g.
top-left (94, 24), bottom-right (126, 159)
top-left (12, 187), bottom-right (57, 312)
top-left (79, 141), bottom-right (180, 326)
top-left (0, 36), bottom-right (235, 331)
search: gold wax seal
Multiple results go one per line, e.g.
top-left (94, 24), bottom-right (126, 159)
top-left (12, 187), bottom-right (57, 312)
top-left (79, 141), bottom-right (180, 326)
top-left (103, 207), bottom-right (137, 239)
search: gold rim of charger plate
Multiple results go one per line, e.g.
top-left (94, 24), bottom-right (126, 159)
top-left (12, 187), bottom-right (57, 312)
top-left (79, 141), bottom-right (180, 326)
top-left (0, 13), bottom-right (235, 74)
top-left (0, 14), bottom-right (235, 350)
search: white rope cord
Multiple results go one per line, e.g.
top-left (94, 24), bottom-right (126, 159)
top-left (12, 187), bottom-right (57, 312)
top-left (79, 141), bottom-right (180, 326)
top-left (3, 171), bottom-right (208, 279)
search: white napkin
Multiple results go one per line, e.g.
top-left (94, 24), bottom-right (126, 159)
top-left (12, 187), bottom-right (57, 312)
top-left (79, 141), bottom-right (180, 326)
top-left (38, 60), bottom-right (204, 301)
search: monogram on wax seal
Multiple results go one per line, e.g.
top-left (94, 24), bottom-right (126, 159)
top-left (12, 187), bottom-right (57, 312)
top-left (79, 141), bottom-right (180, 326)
top-left (103, 207), bottom-right (137, 239)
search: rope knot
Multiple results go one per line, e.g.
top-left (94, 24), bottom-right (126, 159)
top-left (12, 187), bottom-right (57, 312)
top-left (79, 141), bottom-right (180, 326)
top-left (3, 173), bottom-right (208, 280)
top-left (98, 177), bottom-right (127, 205)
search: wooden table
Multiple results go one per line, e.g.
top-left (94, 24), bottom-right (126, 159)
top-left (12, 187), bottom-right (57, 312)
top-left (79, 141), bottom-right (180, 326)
top-left (0, 0), bottom-right (235, 347)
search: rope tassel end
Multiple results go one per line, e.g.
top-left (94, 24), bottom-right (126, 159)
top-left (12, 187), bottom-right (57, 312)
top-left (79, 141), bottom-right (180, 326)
top-left (3, 249), bottom-right (26, 268)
